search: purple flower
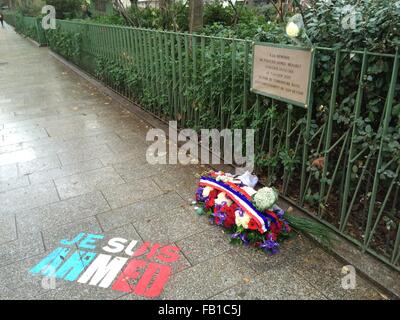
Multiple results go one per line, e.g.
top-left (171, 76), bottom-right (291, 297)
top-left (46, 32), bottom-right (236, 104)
top-left (272, 204), bottom-right (285, 219)
top-left (235, 208), bottom-right (244, 217)
top-left (259, 240), bottom-right (279, 254)
top-left (231, 232), bottom-right (249, 246)
top-left (196, 187), bottom-right (207, 202)
top-left (213, 212), bottom-right (226, 226)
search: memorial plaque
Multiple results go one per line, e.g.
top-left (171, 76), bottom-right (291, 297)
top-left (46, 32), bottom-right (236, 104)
top-left (251, 43), bottom-right (313, 107)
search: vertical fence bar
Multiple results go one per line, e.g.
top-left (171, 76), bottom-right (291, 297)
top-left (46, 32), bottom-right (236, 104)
top-left (243, 41), bottom-right (249, 129)
top-left (177, 34), bottom-right (184, 126)
top-left (219, 39), bottom-right (225, 130)
top-left (184, 34), bottom-right (190, 125)
top-left (300, 48), bottom-right (316, 205)
top-left (339, 49), bottom-right (368, 231)
top-left (364, 48), bottom-right (399, 250)
top-left (171, 33), bottom-right (177, 119)
top-left (318, 50), bottom-right (341, 217)
top-left (192, 36), bottom-right (198, 127)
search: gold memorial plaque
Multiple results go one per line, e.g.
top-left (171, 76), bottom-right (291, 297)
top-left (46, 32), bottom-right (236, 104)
top-left (251, 44), bottom-right (313, 107)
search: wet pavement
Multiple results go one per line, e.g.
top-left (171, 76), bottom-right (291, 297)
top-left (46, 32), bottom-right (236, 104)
top-left (0, 24), bottom-right (385, 300)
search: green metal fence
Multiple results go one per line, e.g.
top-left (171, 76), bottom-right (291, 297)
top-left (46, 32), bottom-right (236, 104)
top-left (7, 16), bottom-right (400, 271)
top-left (4, 14), bottom-right (47, 46)
top-left (3, 12), bottom-right (17, 28)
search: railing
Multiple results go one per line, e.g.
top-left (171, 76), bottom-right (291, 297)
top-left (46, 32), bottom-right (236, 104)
top-left (4, 14), bottom-right (47, 46)
top-left (3, 11), bottom-right (16, 28)
top-left (6, 15), bottom-right (400, 271)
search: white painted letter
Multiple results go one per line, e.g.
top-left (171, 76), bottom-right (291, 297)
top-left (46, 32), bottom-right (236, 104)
top-left (102, 237), bottom-right (128, 254)
top-left (78, 254), bottom-right (128, 288)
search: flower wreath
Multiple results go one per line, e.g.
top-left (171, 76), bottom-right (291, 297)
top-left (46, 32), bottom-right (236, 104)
top-left (195, 171), bottom-right (331, 254)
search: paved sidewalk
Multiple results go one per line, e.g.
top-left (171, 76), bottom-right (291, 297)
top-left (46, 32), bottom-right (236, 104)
top-left (0, 25), bottom-right (385, 300)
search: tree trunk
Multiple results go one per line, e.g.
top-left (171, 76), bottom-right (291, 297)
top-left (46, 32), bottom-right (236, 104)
top-left (160, 0), bottom-right (171, 29)
top-left (188, 0), bottom-right (203, 33)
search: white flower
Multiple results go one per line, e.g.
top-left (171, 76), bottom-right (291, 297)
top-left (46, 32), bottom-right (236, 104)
top-left (216, 173), bottom-right (235, 183)
top-left (202, 186), bottom-right (213, 197)
top-left (254, 187), bottom-right (278, 210)
top-left (286, 22), bottom-right (300, 38)
top-left (235, 210), bottom-right (251, 229)
top-left (237, 171), bottom-right (258, 188)
top-left (214, 192), bottom-right (233, 206)
top-left (241, 186), bottom-right (257, 197)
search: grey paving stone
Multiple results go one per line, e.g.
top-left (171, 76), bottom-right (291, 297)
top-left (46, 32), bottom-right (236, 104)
top-left (161, 250), bottom-right (258, 300)
top-left (133, 206), bottom-right (212, 244)
top-left (0, 253), bottom-right (75, 299)
top-left (18, 155), bottom-right (61, 175)
top-left (107, 138), bottom-right (148, 155)
top-left (2, 127), bottom-right (48, 145)
top-left (101, 178), bottom-right (163, 209)
top-left (151, 165), bottom-right (206, 201)
top-left (176, 227), bottom-right (232, 265)
top-left (62, 132), bottom-right (123, 149)
top-left (212, 268), bottom-right (327, 300)
top-left (16, 191), bottom-right (110, 234)
top-left (97, 191), bottom-right (186, 231)
top-left (0, 233), bottom-right (45, 268)
top-left (33, 282), bottom-right (127, 300)
top-left (233, 234), bottom-right (315, 274)
top-left (113, 162), bottom-right (163, 182)
top-left (338, 277), bottom-right (385, 300)
top-left (45, 121), bottom-right (111, 138)
top-left (0, 285), bottom-right (23, 300)
top-left (54, 166), bottom-right (125, 199)
top-left (42, 217), bottom-right (103, 250)
top-left (0, 175), bottom-right (30, 192)
top-left (28, 159), bottom-right (104, 184)
top-left (291, 245), bottom-right (357, 299)
top-left (0, 143), bottom-right (23, 155)
top-left (0, 148), bottom-right (38, 166)
top-left (57, 144), bottom-right (114, 166)
top-left (0, 214), bottom-right (17, 244)
top-left (98, 150), bottom-right (147, 166)
top-left (0, 181), bottom-right (60, 215)
top-left (0, 163), bottom-right (18, 181)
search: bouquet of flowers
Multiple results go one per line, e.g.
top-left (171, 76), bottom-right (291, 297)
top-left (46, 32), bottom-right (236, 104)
top-left (195, 170), bottom-right (331, 254)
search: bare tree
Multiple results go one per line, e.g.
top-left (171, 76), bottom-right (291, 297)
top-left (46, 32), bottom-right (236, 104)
top-left (112, 0), bottom-right (136, 26)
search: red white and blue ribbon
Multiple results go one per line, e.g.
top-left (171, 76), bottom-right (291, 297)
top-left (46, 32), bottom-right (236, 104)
top-left (199, 176), bottom-right (275, 233)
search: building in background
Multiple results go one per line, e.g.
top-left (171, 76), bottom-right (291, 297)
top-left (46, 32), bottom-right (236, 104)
top-left (89, 0), bottom-right (135, 15)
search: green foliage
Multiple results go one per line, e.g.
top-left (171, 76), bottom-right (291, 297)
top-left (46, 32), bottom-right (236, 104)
top-left (46, 27), bottom-right (82, 59)
top-left (284, 213), bottom-right (333, 247)
top-left (89, 13), bottom-right (125, 25)
top-left (203, 1), bottom-right (233, 26)
top-left (305, 0), bottom-right (400, 52)
top-left (46, 0), bottom-right (85, 19)
top-left (15, 0), bottom-right (42, 17)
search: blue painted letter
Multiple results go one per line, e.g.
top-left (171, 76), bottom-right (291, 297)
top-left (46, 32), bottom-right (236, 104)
top-left (30, 247), bottom-right (70, 276)
top-left (60, 232), bottom-right (86, 246)
top-left (55, 250), bottom-right (97, 281)
top-left (79, 234), bottom-right (104, 250)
